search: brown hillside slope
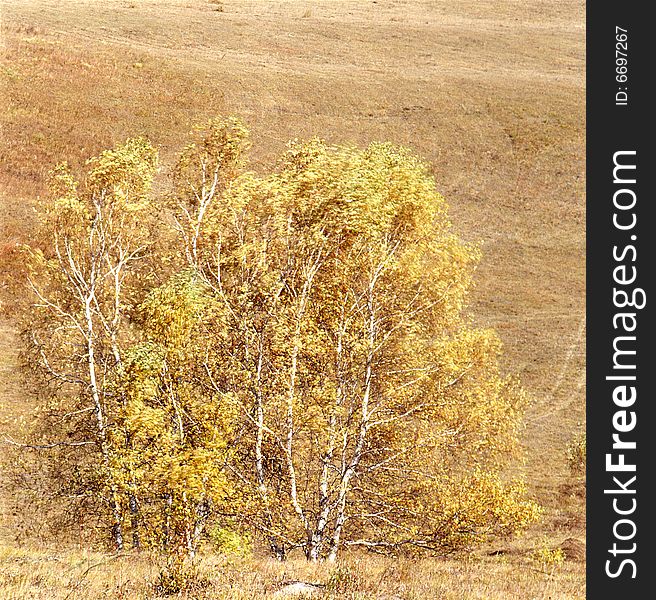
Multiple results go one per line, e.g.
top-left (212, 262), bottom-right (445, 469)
top-left (0, 0), bottom-right (584, 579)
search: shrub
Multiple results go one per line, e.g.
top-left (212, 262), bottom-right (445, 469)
top-left (567, 432), bottom-right (586, 476)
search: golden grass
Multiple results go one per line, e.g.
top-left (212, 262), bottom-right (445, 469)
top-left (0, 545), bottom-right (584, 600)
top-left (0, 0), bottom-right (585, 596)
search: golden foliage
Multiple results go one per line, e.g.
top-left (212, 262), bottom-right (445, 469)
top-left (175, 121), bottom-right (540, 558)
top-left (20, 118), bottom-right (539, 560)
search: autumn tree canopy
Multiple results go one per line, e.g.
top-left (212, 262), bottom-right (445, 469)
top-left (21, 118), bottom-right (540, 561)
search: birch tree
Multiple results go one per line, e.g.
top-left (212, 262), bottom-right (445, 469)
top-left (20, 120), bottom-right (540, 561)
top-left (175, 129), bottom-right (541, 560)
top-left (23, 138), bottom-right (158, 550)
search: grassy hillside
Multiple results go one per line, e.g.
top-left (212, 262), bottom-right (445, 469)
top-left (0, 0), bottom-right (585, 597)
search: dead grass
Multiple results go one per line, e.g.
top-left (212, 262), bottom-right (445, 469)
top-left (0, 545), bottom-right (584, 600)
top-left (0, 0), bottom-right (584, 596)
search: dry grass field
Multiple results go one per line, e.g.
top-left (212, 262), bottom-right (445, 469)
top-left (0, 546), bottom-right (585, 599)
top-left (0, 0), bottom-right (585, 597)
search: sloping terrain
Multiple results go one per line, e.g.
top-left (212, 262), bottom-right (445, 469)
top-left (0, 0), bottom-right (585, 590)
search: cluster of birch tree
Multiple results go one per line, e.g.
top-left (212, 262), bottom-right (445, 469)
top-left (21, 118), bottom-right (540, 561)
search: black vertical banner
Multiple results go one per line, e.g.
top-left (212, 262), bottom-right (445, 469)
top-left (587, 3), bottom-right (655, 597)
